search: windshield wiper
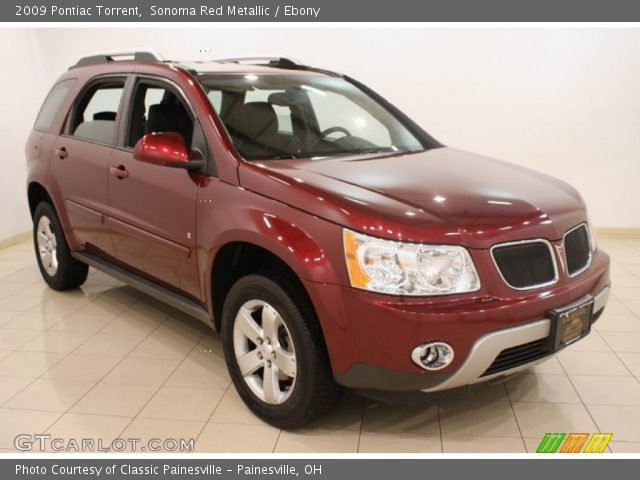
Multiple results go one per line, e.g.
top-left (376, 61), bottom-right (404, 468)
top-left (351, 148), bottom-right (396, 155)
top-left (305, 148), bottom-right (396, 158)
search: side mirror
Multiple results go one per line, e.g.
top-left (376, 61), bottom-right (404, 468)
top-left (133, 132), bottom-right (202, 171)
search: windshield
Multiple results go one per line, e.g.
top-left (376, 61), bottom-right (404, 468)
top-left (198, 74), bottom-right (424, 160)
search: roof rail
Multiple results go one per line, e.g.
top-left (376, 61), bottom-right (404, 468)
top-left (71, 49), bottom-right (164, 69)
top-left (213, 56), bottom-right (304, 68)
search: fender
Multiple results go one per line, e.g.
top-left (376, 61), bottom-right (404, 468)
top-left (195, 178), bottom-right (348, 312)
top-left (39, 172), bottom-right (83, 252)
top-left (213, 211), bottom-right (337, 282)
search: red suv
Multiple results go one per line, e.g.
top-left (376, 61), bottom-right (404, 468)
top-left (26, 51), bottom-right (610, 428)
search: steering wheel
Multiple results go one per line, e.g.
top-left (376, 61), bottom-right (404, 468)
top-left (319, 126), bottom-right (352, 141)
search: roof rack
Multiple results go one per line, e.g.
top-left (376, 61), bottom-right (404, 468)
top-left (213, 56), bottom-right (304, 68)
top-left (71, 50), bottom-right (164, 69)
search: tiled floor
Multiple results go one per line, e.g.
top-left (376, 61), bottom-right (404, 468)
top-left (0, 237), bottom-right (639, 453)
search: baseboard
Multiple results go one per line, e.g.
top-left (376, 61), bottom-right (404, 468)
top-left (596, 228), bottom-right (640, 238)
top-left (0, 231), bottom-right (31, 251)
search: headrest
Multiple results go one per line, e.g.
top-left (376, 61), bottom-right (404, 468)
top-left (240, 102), bottom-right (278, 138)
top-left (146, 103), bottom-right (192, 140)
top-left (93, 111), bottom-right (117, 121)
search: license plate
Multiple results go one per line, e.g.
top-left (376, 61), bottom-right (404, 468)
top-left (550, 298), bottom-right (594, 351)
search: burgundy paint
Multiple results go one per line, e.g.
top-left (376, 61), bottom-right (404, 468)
top-left (133, 132), bottom-right (191, 166)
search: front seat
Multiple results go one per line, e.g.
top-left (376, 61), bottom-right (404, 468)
top-left (236, 102), bottom-right (301, 156)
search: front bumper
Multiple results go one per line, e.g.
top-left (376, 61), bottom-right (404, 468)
top-left (332, 285), bottom-right (609, 392)
top-left (304, 248), bottom-right (610, 392)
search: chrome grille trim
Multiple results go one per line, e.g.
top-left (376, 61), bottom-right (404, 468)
top-left (563, 223), bottom-right (593, 278)
top-left (490, 238), bottom-right (559, 291)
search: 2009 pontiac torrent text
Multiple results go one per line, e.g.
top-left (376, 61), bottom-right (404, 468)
top-left (25, 51), bottom-right (610, 428)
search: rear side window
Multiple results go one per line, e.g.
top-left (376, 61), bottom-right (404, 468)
top-left (34, 79), bottom-right (76, 133)
top-left (70, 79), bottom-right (125, 145)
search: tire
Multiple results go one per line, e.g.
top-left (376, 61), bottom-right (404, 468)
top-left (33, 201), bottom-right (88, 291)
top-left (221, 272), bottom-right (342, 429)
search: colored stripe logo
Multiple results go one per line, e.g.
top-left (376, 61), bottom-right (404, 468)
top-left (537, 433), bottom-right (612, 453)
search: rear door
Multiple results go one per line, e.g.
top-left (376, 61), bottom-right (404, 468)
top-left (49, 76), bottom-right (127, 257)
top-left (107, 77), bottom-right (201, 298)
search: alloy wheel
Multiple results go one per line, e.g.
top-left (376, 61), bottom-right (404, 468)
top-left (232, 299), bottom-right (297, 405)
top-left (36, 215), bottom-right (58, 276)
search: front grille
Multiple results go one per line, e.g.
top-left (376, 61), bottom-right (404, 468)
top-left (481, 339), bottom-right (549, 377)
top-left (492, 241), bottom-right (557, 290)
top-left (564, 224), bottom-right (592, 276)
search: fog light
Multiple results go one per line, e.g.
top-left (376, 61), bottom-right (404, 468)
top-left (411, 342), bottom-right (454, 370)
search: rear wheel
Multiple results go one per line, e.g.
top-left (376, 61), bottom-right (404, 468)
top-left (221, 273), bottom-right (342, 428)
top-left (33, 202), bottom-right (88, 290)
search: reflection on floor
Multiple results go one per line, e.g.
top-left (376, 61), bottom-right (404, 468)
top-left (0, 237), bottom-right (639, 453)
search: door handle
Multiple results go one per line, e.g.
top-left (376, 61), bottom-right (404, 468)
top-left (109, 165), bottom-right (129, 179)
top-left (55, 147), bottom-right (68, 159)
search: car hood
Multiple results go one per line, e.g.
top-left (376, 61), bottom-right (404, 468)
top-left (238, 147), bottom-right (587, 248)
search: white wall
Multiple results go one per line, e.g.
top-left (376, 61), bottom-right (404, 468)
top-left (0, 29), bottom-right (48, 241)
top-left (1, 27), bottom-right (639, 242)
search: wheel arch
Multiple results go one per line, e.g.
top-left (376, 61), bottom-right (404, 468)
top-left (27, 181), bottom-right (53, 218)
top-left (27, 181), bottom-right (81, 252)
top-left (209, 239), bottom-right (342, 386)
top-left (210, 241), bottom-right (316, 332)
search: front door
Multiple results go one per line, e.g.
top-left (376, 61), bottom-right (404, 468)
top-left (107, 79), bottom-right (200, 298)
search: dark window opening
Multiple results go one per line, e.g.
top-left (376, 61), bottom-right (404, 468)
top-left (127, 82), bottom-right (194, 149)
top-left (70, 80), bottom-right (124, 145)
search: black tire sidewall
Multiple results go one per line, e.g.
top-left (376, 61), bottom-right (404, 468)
top-left (221, 274), bottom-right (320, 428)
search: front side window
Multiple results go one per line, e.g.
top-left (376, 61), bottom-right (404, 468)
top-left (198, 74), bottom-right (423, 160)
top-left (70, 79), bottom-right (124, 145)
top-left (127, 81), bottom-right (194, 148)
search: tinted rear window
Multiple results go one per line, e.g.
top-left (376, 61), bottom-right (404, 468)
top-left (34, 79), bottom-right (76, 133)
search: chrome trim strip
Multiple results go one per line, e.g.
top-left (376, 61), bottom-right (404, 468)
top-left (421, 286), bottom-right (611, 393)
top-left (490, 238), bottom-right (559, 291)
top-left (563, 223), bottom-right (593, 278)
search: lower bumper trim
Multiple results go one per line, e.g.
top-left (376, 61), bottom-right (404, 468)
top-left (334, 363), bottom-right (452, 391)
top-left (421, 284), bottom-right (611, 392)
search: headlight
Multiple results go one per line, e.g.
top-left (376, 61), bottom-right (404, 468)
top-left (343, 229), bottom-right (481, 296)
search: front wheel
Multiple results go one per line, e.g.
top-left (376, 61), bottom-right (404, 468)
top-left (221, 273), bottom-right (341, 428)
top-left (33, 202), bottom-right (88, 290)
